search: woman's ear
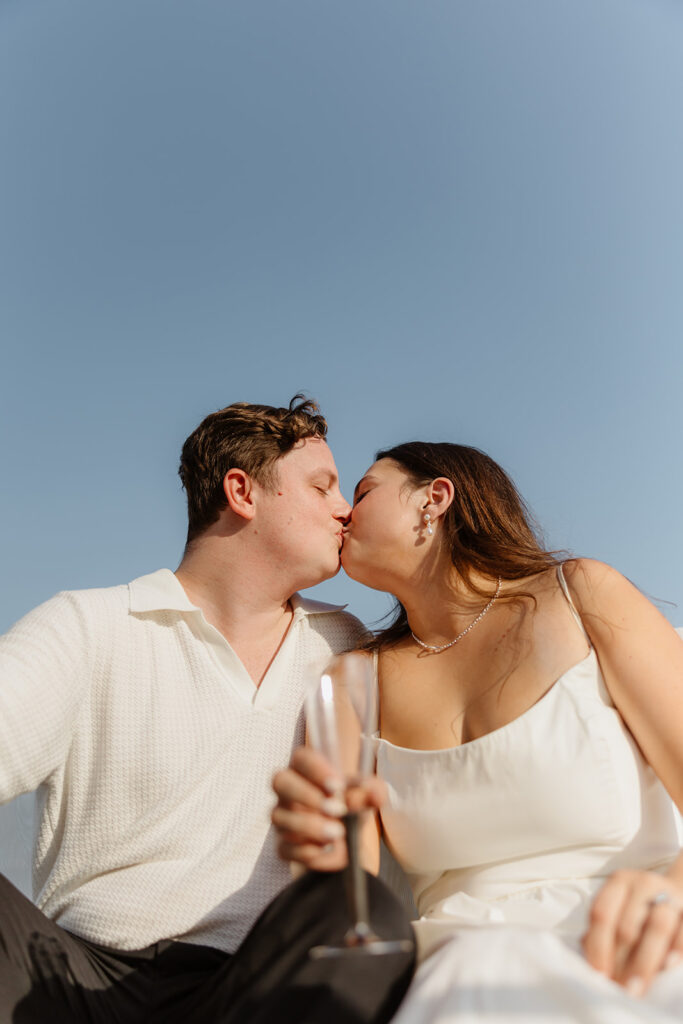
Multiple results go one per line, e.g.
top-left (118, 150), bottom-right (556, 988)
top-left (427, 477), bottom-right (455, 521)
top-left (223, 468), bottom-right (257, 521)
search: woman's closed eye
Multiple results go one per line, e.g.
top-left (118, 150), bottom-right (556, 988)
top-left (354, 491), bottom-right (369, 505)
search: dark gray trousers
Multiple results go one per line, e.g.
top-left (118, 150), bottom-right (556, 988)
top-left (0, 871), bottom-right (415, 1024)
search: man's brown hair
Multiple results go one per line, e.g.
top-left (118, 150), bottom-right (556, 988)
top-left (179, 394), bottom-right (327, 544)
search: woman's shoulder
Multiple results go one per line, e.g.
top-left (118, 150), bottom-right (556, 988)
top-left (560, 558), bottom-right (682, 653)
top-left (560, 558), bottom-right (631, 606)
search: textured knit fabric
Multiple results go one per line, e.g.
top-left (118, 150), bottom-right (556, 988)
top-left (0, 569), bottom-right (366, 953)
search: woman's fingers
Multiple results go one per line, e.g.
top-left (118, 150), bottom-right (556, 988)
top-left (277, 837), bottom-right (347, 872)
top-left (667, 917), bottom-right (683, 970)
top-left (272, 746), bottom-right (387, 816)
top-left (272, 766), bottom-right (345, 816)
top-left (346, 776), bottom-right (388, 813)
top-left (289, 745), bottom-right (345, 796)
top-left (271, 745), bottom-right (387, 871)
top-left (583, 872), bottom-right (630, 977)
top-left (610, 884), bottom-right (652, 980)
top-left (271, 805), bottom-right (346, 844)
top-left (583, 871), bottom-right (683, 995)
top-left (273, 747), bottom-right (345, 809)
top-left (619, 898), bottom-right (682, 995)
top-left (271, 767), bottom-right (347, 868)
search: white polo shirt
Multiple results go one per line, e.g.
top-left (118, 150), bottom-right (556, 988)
top-left (0, 569), bottom-right (366, 952)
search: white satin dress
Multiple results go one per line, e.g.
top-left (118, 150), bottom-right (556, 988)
top-left (375, 570), bottom-right (683, 1022)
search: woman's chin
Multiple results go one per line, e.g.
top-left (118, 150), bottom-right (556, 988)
top-left (340, 550), bottom-right (384, 590)
top-left (340, 548), bottom-right (358, 579)
top-left (340, 547), bottom-right (364, 582)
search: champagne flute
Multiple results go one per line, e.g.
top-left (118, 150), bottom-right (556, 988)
top-left (305, 653), bottom-right (415, 958)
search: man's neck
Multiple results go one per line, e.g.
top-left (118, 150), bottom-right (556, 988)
top-left (175, 536), bottom-right (295, 683)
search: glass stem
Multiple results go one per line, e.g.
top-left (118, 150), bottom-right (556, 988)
top-left (343, 812), bottom-right (371, 936)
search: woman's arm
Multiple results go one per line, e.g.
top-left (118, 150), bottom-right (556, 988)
top-left (566, 558), bottom-right (683, 811)
top-left (565, 558), bottom-right (683, 994)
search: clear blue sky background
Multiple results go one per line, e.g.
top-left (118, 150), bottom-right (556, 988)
top-left (1, 0), bottom-right (682, 635)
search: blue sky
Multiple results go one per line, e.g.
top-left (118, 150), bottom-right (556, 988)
top-left (1, 0), bottom-right (682, 633)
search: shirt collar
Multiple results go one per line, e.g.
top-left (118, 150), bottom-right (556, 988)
top-left (128, 569), bottom-right (198, 613)
top-left (128, 568), bottom-right (347, 618)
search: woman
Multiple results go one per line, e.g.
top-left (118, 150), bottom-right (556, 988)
top-left (273, 442), bottom-right (683, 1022)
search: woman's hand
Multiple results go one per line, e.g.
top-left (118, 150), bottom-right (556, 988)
top-left (271, 746), bottom-right (386, 872)
top-left (582, 868), bottom-right (683, 995)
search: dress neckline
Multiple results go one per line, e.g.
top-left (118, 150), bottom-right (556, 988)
top-left (375, 648), bottom-right (597, 756)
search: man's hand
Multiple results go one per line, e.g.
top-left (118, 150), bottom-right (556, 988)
top-left (582, 869), bottom-right (683, 995)
top-left (272, 746), bottom-right (387, 872)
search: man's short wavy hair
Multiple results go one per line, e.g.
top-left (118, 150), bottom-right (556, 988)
top-left (179, 394), bottom-right (328, 545)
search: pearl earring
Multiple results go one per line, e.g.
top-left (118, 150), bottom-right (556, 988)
top-left (423, 512), bottom-right (433, 536)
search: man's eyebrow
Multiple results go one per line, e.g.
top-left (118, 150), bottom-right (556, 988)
top-left (310, 469), bottom-right (338, 485)
top-left (353, 475), bottom-right (376, 500)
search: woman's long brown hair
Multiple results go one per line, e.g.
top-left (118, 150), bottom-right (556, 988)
top-left (360, 441), bottom-right (567, 651)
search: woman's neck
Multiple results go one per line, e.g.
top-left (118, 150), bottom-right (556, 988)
top-left (397, 568), bottom-right (505, 648)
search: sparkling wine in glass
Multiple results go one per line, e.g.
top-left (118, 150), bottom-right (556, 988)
top-left (305, 653), bottom-right (415, 959)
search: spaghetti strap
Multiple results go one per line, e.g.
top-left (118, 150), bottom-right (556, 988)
top-left (372, 649), bottom-right (379, 678)
top-left (371, 650), bottom-right (380, 736)
top-left (556, 564), bottom-right (591, 645)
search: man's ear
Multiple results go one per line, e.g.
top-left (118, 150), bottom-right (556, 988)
top-left (427, 477), bottom-right (455, 521)
top-left (223, 469), bottom-right (257, 521)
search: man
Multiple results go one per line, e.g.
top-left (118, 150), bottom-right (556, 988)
top-left (0, 396), bottom-right (413, 1023)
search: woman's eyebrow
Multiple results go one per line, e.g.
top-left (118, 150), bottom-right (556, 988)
top-left (353, 475), bottom-right (376, 500)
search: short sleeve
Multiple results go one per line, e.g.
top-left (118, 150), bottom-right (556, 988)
top-left (0, 592), bottom-right (90, 802)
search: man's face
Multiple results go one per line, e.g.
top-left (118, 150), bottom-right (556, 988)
top-left (256, 437), bottom-right (351, 591)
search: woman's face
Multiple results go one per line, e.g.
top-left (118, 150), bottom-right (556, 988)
top-left (341, 458), bottom-right (426, 591)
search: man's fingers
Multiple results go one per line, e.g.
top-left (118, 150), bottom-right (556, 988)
top-left (582, 874), bottom-right (630, 976)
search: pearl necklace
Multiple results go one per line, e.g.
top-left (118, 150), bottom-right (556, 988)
top-left (410, 577), bottom-right (503, 653)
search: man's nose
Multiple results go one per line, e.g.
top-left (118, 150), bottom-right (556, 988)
top-left (335, 496), bottom-right (352, 523)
